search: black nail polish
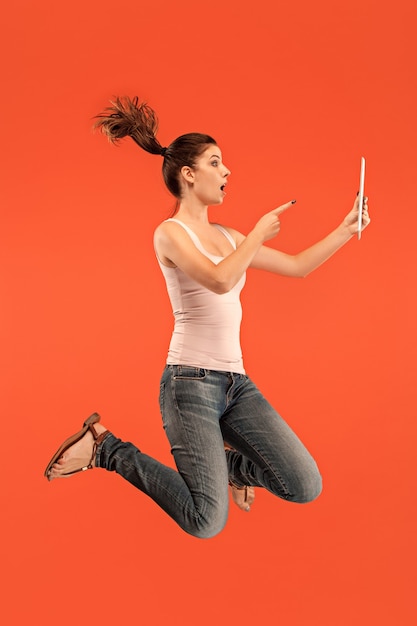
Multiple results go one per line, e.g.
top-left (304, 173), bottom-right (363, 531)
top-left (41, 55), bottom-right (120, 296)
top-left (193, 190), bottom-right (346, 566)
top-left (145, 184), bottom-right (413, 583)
top-left (291, 199), bottom-right (297, 204)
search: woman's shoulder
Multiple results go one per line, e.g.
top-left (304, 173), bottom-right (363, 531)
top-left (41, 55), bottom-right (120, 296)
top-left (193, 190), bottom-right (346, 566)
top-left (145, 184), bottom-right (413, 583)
top-left (154, 220), bottom-right (191, 268)
top-left (154, 218), bottom-right (189, 241)
top-left (154, 219), bottom-right (199, 261)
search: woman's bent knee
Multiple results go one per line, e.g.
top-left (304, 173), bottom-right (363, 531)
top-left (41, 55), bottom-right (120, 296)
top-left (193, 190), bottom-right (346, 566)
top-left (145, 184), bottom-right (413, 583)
top-left (185, 517), bottom-right (227, 539)
top-left (292, 466), bottom-right (323, 504)
top-left (182, 502), bottom-right (228, 539)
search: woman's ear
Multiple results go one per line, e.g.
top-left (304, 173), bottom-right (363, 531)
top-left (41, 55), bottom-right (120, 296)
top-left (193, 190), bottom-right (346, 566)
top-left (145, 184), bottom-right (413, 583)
top-left (180, 165), bottom-right (195, 185)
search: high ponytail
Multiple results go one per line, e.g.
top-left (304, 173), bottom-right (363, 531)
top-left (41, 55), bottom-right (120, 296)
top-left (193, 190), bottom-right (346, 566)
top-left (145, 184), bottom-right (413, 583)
top-left (94, 96), bottom-right (164, 155)
top-left (94, 96), bottom-right (217, 200)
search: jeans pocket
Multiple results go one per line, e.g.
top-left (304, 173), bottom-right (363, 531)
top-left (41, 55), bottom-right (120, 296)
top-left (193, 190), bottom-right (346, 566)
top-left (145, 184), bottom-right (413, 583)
top-left (173, 365), bottom-right (207, 380)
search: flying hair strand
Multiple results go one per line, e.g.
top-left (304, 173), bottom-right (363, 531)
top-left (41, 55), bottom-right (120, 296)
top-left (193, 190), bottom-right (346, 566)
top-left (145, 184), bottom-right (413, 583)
top-left (93, 96), bottom-right (164, 155)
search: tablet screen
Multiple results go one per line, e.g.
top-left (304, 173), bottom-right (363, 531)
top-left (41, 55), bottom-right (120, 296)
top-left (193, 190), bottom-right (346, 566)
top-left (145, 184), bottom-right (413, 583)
top-left (358, 157), bottom-right (365, 240)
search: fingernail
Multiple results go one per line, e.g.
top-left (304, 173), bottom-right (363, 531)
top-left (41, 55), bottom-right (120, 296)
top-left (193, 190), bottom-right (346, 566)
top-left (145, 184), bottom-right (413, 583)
top-left (356, 191), bottom-right (359, 196)
top-left (291, 199), bottom-right (297, 204)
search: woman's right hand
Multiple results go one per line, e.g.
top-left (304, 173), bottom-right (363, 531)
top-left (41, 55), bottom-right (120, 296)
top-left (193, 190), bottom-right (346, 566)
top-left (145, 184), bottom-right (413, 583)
top-left (251, 201), bottom-right (295, 243)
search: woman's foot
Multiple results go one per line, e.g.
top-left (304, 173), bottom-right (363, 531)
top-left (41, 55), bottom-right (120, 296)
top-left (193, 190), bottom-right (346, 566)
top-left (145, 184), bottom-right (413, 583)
top-left (47, 422), bottom-right (108, 480)
top-left (224, 442), bottom-right (256, 512)
top-left (230, 484), bottom-right (255, 512)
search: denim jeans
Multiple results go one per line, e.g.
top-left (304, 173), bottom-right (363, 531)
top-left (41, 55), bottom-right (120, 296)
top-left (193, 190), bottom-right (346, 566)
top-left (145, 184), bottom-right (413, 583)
top-left (96, 365), bottom-right (322, 538)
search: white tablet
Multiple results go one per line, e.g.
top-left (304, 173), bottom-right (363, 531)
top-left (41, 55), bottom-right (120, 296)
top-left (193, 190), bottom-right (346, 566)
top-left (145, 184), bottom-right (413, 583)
top-left (358, 157), bottom-right (366, 240)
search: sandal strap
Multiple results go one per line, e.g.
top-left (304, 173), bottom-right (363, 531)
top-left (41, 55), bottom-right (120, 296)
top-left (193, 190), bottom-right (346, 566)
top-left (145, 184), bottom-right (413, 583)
top-left (228, 479), bottom-right (247, 490)
top-left (61, 429), bottom-right (110, 476)
top-left (89, 429), bottom-right (110, 467)
top-left (88, 430), bottom-right (110, 469)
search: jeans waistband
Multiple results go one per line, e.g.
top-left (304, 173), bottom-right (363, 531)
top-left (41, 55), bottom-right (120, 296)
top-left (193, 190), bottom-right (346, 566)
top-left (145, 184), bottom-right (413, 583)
top-left (166, 364), bottom-right (247, 380)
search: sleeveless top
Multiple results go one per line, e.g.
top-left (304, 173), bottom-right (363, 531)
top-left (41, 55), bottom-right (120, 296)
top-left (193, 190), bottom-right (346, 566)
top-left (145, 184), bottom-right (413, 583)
top-left (156, 219), bottom-right (246, 374)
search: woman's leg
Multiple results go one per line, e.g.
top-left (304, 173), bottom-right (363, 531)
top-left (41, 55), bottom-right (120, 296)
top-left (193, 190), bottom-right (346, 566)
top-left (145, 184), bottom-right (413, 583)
top-left (96, 366), bottom-right (231, 538)
top-left (220, 374), bottom-right (322, 504)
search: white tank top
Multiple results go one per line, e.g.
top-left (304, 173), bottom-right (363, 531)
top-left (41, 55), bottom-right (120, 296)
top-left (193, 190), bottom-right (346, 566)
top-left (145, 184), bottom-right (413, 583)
top-left (157, 219), bottom-right (246, 374)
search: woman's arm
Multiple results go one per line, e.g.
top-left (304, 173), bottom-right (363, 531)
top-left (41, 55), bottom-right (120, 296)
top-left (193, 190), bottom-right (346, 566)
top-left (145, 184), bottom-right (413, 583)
top-left (154, 202), bottom-right (293, 294)
top-left (228, 195), bottom-right (370, 278)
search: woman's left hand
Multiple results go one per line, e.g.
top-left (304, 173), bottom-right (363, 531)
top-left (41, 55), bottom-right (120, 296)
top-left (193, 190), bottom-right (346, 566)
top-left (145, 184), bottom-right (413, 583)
top-left (343, 194), bottom-right (371, 236)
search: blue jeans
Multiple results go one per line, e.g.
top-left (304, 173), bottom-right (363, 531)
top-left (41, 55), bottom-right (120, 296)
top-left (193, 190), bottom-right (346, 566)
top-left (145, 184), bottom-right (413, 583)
top-left (96, 365), bottom-right (322, 538)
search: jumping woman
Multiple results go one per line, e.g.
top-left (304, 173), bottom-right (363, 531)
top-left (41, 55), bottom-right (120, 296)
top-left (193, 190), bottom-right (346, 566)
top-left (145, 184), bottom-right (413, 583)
top-left (44, 96), bottom-right (370, 538)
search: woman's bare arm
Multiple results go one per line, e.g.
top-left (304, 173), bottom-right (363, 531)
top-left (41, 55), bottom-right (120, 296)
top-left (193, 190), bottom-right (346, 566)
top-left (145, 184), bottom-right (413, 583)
top-left (226, 195), bottom-right (370, 278)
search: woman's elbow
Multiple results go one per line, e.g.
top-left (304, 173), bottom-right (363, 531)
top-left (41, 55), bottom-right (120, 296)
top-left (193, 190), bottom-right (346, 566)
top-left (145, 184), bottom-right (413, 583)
top-left (209, 274), bottom-right (236, 294)
top-left (211, 281), bottom-right (232, 295)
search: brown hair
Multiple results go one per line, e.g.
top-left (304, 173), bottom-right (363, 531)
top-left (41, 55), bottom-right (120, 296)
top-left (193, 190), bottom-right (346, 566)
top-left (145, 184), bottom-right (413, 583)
top-left (94, 96), bottom-right (216, 199)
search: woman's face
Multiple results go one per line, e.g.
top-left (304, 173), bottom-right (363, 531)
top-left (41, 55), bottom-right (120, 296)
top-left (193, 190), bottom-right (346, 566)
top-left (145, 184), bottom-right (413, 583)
top-left (188, 145), bottom-right (231, 206)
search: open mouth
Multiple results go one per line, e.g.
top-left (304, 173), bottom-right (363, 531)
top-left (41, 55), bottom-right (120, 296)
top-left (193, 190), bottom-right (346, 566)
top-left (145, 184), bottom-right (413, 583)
top-left (220, 183), bottom-right (227, 192)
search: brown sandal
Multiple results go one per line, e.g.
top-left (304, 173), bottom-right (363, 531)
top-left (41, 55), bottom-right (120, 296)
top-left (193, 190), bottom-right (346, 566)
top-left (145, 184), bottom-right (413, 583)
top-left (44, 412), bottom-right (109, 480)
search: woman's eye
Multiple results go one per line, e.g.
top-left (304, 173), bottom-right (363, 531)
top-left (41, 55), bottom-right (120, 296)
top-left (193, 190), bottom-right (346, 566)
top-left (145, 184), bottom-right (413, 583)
top-left (211, 161), bottom-right (218, 167)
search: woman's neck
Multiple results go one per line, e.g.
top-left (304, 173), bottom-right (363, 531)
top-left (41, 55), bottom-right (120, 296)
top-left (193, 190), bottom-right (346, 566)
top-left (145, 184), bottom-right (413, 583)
top-left (175, 200), bottom-right (210, 225)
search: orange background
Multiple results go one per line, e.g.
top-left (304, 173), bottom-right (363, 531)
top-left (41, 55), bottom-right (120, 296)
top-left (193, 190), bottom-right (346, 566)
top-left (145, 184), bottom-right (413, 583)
top-left (1, 1), bottom-right (416, 624)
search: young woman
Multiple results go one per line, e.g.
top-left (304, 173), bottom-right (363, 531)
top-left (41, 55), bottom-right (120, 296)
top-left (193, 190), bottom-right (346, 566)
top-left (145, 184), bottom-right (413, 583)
top-left (45, 96), bottom-right (370, 537)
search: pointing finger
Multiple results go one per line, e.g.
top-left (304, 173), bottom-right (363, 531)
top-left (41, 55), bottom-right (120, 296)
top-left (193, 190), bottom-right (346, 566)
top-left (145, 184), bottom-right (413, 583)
top-left (274, 200), bottom-right (296, 215)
